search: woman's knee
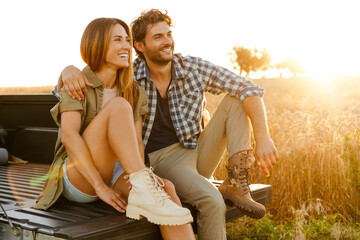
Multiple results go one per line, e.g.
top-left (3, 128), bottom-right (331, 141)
top-left (106, 97), bottom-right (133, 114)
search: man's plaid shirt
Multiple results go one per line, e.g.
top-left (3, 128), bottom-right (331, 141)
top-left (134, 54), bottom-right (265, 149)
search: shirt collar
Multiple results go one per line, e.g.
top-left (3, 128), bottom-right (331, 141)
top-left (82, 66), bottom-right (103, 88)
top-left (134, 59), bottom-right (147, 81)
top-left (134, 54), bottom-right (185, 82)
top-left (172, 56), bottom-right (185, 80)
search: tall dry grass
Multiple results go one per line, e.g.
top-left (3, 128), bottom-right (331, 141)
top-left (2, 78), bottom-right (360, 222)
top-left (209, 76), bottom-right (360, 221)
top-left (0, 86), bottom-right (54, 94)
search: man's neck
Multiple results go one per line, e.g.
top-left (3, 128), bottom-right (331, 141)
top-left (145, 59), bottom-right (172, 98)
top-left (146, 59), bottom-right (172, 83)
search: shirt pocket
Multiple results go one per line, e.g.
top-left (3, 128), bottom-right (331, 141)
top-left (178, 90), bottom-right (202, 121)
top-left (179, 90), bottom-right (201, 107)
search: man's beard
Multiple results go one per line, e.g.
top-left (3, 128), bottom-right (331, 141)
top-left (145, 44), bottom-right (174, 65)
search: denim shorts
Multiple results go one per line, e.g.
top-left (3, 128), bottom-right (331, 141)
top-left (62, 160), bottom-right (125, 203)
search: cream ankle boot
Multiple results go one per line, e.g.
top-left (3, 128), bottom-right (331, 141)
top-left (126, 168), bottom-right (193, 226)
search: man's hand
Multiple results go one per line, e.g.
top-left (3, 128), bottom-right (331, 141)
top-left (242, 96), bottom-right (278, 177)
top-left (59, 65), bottom-right (93, 100)
top-left (255, 137), bottom-right (278, 177)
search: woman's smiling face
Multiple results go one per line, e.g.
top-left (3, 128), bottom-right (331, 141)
top-left (104, 24), bottom-right (131, 69)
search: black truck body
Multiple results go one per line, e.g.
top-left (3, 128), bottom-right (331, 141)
top-left (0, 94), bottom-right (272, 240)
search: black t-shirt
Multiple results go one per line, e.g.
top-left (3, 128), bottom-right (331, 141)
top-left (145, 88), bottom-right (179, 155)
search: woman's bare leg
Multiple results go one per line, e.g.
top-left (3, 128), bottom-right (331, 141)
top-left (66, 97), bottom-right (146, 195)
top-left (66, 97), bottom-right (193, 229)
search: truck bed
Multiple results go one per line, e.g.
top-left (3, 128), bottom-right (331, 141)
top-left (0, 163), bottom-right (271, 240)
top-left (0, 94), bottom-right (272, 239)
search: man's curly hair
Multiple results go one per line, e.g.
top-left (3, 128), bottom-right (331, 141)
top-left (131, 9), bottom-right (174, 59)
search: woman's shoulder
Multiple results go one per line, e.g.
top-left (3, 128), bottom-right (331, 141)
top-left (82, 66), bottom-right (102, 87)
top-left (136, 83), bottom-right (148, 106)
top-left (135, 82), bottom-right (146, 97)
top-left (133, 82), bottom-right (148, 121)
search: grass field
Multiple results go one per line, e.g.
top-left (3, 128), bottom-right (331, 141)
top-left (206, 76), bottom-right (360, 239)
top-left (1, 77), bottom-right (360, 239)
top-left (0, 86), bottom-right (54, 94)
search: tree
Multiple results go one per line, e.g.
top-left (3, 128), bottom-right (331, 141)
top-left (255, 49), bottom-right (271, 78)
top-left (231, 46), bottom-right (271, 77)
top-left (275, 59), bottom-right (306, 78)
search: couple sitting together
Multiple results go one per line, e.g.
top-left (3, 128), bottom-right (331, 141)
top-left (35, 9), bottom-right (278, 240)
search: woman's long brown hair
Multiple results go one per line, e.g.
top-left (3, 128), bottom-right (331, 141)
top-left (80, 18), bottom-right (138, 109)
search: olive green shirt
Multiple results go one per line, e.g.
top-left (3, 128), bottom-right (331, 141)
top-left (35, 67), bottom-right (148, 210)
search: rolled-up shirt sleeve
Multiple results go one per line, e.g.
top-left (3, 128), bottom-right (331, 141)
top-left (50, 88), bottom-right (83, 127)
top-left (197, 58), bottom-right (265, 101)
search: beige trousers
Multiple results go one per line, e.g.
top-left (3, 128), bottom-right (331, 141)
top-left (148, 95), bottom-right (252, 240)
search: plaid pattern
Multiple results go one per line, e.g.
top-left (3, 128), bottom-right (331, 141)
top-left (134, 54), bottom-right (265, 149)
top-left (52, 85), bottom-right (60, 99)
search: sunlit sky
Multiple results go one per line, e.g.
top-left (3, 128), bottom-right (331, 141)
top-left (0, 0), bottom-right (359, 87)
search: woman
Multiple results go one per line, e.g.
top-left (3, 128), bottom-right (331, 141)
top-left (35, 18), bottom-right (195, 239)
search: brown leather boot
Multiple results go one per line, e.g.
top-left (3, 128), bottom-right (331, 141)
top-left (218, 151), bottom-right (266, 219)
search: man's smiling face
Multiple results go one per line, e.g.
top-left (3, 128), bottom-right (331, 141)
top-left (141, 21), bottom-right (175, 65)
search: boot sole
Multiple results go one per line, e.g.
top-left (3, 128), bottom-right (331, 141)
top-left (126, 204), bottom-right (193, 226)
top-left (222, 194), bottom-right (265, 219)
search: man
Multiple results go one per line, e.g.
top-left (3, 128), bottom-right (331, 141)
top-left (59, 9), bottom-right (278, 240)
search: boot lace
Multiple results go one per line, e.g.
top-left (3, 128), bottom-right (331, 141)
top-left (237, 168), bottom-right (251, 193)
top-left (146, 167), bottom-right (171, 202)
top-left (126, 167), bottom-right (170, 202)
top-left (227, 166), bottom-right (251, 194)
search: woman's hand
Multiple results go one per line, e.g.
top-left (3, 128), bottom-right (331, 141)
top-left (95, 185), bottom-right (128, 213)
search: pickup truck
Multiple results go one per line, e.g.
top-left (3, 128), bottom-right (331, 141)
top-left (0, 94), bottom-right (272, 240)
